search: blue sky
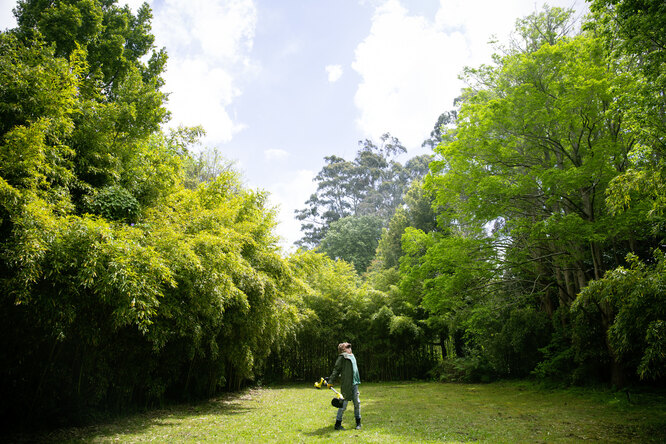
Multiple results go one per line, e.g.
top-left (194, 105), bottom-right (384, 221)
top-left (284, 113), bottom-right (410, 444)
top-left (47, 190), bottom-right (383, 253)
top-left (0, 0), bottom-right (588, 250)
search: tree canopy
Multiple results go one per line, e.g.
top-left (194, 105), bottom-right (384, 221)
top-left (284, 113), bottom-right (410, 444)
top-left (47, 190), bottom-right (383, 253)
top-left (0, 0), bottom-right (300, 427)
top-left (1, 0), bottom-right (665, 431)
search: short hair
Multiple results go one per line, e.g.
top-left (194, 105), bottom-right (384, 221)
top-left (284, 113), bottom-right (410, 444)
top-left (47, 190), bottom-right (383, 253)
top-left (338, 342), bottom-right (352, 353)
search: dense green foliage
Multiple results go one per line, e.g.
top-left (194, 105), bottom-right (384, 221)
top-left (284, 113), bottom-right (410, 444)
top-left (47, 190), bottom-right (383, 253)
top-left (293, 3), bottom-right (665, 388)
top-left (395, 3), bottom-right (664, 386)
top-left (320, 215), bottom-right (384, 273)
top-left (1, 0), bottom-right (665, 432)
top-left (0, 0), bottom-right (299, 428)
top-left (264, 250), bottom-right (437, 383)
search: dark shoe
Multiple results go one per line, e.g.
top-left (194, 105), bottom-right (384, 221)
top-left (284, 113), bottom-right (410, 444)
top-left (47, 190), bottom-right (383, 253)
top-left (335, 420), bottom-right (344, 430)
top-left (355, 417), bottom-right (361, 430)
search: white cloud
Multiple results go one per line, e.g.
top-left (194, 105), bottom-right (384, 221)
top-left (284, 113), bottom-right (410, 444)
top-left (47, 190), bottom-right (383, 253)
top-left (433, 0), bottom-right (583, 66)
top-left (150, 0), bottom-right (258, 144)
top-left (352, 0), bottom-right (588, 150)
top-left (326, 64), bottom-right (343, 83)
top-left (154, 0), bottom-right (256, 63)
top-left (352, 0), bottom-right (467, 149)
top-left (118, 0), bottom-right (148, 12)
top-left (264, 148), bottom-right (289, 160)
top-left (266, 170), bottom-right (317, 251)
top-left (164, 58), bottom-right (247, 142)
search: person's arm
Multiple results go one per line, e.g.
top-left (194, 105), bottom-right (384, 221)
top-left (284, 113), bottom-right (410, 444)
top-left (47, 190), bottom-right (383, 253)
top-left (327, 355), bottom-right (344, 384)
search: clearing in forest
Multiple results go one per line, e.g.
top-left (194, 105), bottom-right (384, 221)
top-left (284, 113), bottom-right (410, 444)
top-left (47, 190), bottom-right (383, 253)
top-left (11, 381), bottom-right (666, 443)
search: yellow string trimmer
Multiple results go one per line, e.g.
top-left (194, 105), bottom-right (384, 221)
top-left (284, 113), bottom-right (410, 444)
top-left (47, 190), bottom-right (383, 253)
top-left (314, 377), bottom-right (345, 407)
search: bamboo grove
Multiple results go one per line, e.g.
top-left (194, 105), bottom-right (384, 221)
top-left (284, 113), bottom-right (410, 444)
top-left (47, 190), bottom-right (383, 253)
top-left (0, 0), bottom-right (664, 429)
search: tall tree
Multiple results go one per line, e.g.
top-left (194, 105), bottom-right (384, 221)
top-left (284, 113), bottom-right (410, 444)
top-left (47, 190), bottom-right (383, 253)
top-left (588, 0), bottom-right (666, 225)
top-left (376, 180), bottom-right (439, 270)
top-left (295, 133), bottom-right (437, 249)
top-left (421, 110), bottom-right (458, 150)
top-left (13, 0), bottom-right (169, 199)
top-left (295, 133), bottom-right (410, 248)
top-left (567, 0), bottom-right (666, 386)
top-left (422, 6), bottom-right (657, 384)
top-left (319, 214), bottom-right (384, 273)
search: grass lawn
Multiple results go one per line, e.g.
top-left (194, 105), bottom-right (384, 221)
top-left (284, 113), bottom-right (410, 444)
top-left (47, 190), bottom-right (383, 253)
top-left (8, 381), bottom-right (666, 443)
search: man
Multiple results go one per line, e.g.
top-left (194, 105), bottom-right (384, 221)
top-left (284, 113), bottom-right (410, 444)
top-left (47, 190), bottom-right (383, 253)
top-left (326, 342), bottom-right (361, 430)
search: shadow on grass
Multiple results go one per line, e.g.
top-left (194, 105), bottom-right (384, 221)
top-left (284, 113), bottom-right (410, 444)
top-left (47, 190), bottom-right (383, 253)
top-left (4, 392), bottom-right (255, 444)
top-left (303, 425), bottom-right (364, 441)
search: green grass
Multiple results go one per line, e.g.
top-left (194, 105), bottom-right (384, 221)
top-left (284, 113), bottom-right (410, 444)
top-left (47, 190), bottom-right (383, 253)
top-left (9, 381), bottom-right (666, 443)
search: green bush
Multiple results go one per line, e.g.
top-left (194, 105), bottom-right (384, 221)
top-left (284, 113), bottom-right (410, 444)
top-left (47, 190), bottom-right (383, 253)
top-left (429, 356), bottom-right (496, 383)
top-left (84, 186), bottom-right (141, 222)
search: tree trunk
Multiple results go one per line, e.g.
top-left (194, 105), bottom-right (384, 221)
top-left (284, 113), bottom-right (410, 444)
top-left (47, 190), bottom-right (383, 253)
top-left (599, 298), bottom-right (623, 387)
top-left (590, 241), bottom-right (604, 281)
top-left (610, 359), bottom-right (625, 388)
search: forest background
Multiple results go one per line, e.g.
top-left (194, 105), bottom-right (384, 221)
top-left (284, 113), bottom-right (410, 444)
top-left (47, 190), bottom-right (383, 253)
top-left (0, 0), bottom-right (664, 431)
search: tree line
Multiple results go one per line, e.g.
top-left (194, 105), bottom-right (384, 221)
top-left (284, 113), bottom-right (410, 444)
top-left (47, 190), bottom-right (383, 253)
top-left (0, 0), bottom-right (663, 431)
top-left (290, 2), bottom-right (665, 387)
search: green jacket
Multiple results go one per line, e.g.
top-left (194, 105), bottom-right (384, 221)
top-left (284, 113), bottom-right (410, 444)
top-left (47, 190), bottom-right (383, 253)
top-left (328, 352), bottom-right (361, 400)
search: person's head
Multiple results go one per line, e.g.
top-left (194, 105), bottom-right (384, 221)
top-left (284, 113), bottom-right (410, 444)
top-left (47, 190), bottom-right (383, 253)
top-left (338, 342), bottom-right (352, 354)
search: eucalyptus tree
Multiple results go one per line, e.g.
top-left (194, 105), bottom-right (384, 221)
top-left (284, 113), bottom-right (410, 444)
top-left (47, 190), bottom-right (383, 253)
top-left (421, 110), bottom-right (458, 150)
top-left (295, 134), bottom-right (405, 248)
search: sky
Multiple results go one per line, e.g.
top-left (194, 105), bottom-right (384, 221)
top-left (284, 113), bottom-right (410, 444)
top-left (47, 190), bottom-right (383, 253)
top-left (0, 0), bottom-right (589, 251)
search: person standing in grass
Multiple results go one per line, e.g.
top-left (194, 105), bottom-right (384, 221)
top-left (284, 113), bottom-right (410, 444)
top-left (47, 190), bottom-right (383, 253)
top-left (326, 342), bottom-right (361, 430)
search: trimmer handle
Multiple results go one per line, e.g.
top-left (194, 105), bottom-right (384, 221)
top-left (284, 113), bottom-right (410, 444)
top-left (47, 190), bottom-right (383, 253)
top-left (314, 377), bottom-right (332, 389)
